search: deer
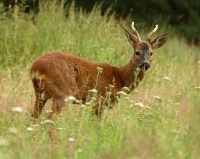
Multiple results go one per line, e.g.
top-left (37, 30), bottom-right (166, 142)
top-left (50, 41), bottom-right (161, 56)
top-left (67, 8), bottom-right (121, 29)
top-left (30, 22), bottom-right (169, 119)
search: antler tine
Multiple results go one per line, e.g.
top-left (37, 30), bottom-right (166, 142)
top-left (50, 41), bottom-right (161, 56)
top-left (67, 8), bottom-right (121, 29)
top-left (131, 22), bottom-right (141, 41)
top-left (147, 24), bottom-right (158, 41)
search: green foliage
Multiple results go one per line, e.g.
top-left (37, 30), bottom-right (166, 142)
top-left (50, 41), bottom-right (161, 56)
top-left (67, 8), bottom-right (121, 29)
top-left (1, 0), bottom-right (200, 42)
top-left (70, 0), bottom-right (200, 43)
top-left (0, 1), bottom-right (200, 159)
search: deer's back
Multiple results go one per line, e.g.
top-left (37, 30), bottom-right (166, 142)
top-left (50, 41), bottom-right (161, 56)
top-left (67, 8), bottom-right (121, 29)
top-left (30, 52), bottom-right (123, 101)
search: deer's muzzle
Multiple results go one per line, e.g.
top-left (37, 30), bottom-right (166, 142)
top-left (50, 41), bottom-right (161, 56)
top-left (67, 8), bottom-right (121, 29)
top-left (140, 62), bottom-right (150, 70)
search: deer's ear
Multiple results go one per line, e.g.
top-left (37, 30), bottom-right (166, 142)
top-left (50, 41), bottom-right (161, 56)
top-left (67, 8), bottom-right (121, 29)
top-left (122, 27), bottom-right (139, 47)
top-left (151, 33), bottom-right (169, 49)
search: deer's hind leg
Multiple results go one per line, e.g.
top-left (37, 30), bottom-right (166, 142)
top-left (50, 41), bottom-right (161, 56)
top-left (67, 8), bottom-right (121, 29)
top-left (48, 95), bottom-right (65, 119)
top-left (31, 78), bottom-right (49, 119)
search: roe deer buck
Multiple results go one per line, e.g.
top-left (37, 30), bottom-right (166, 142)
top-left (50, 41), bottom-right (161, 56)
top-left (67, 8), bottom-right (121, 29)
top-left (30, 22), bottom-right (169, 119)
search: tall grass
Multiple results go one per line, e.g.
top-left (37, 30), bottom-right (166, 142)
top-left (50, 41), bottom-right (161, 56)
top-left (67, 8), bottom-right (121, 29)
top-left (0, 1), bottom-right (200, 159)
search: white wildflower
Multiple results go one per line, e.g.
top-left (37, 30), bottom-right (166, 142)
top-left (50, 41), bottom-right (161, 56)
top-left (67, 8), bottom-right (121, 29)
top-left (26, 127), bottom-right (34, 131)
top-left (40, 119), bottom-right (54, 125)
top-left (154, 96), bottom-right (161, 100)
top-left (68, 137), bottom-right (75, 142)
top-left (109, 84), bottom-right (115, 88)
top-left (163, 76), bottom-right (171, 81)
top-left (89, 89), bottom-right (98, 94)
top-left (45, 110), bottom-right (53, 113)
top-left (86, 102), bottom-right (91, 106)
top-left (198, 61), bottom-right (200, 64)
top-left (117, 91), bottom-right (127, 96)
top-left (122, 87), bottom-right (130, 92)
top-left (64, 96), bottom-right (77, 102)
top-left (12, 107), bottom-right (23, 113)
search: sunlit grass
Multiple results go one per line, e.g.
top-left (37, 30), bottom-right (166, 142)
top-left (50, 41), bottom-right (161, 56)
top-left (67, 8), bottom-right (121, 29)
top-left (0, 1), bottom-right (200, 159)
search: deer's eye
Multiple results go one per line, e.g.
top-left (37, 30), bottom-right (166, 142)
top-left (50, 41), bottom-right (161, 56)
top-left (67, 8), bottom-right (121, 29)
top-left (135, 52), bottom-right (140, 56)
top-left (150, 52), bottom-right (153, 56)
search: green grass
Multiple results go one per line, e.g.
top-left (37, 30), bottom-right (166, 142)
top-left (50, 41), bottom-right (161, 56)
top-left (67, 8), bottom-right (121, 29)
top-left (0, 1), bottom-right (200, 159)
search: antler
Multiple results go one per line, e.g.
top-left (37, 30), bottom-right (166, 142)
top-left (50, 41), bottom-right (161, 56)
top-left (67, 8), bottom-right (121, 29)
top-left (131, 22), bottom-right (141, 41)
top-left (147, 24), bottom-right (158, 41)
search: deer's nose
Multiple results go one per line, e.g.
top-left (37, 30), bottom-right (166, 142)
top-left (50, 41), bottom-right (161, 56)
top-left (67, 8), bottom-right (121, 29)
top-left (140, 62), bottom-right (150, 70)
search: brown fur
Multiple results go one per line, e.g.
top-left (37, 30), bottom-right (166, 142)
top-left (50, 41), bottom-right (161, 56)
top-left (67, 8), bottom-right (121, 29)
top-left (30, 24), bottom-right (169, 119)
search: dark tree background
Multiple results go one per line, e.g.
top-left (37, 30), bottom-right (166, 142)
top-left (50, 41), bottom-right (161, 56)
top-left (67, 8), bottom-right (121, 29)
top-left (1, 0), bottom-right (200, 44)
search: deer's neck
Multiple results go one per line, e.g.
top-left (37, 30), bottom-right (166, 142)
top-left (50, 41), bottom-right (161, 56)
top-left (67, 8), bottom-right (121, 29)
top-left (119, 59), bottom-right (146, 91)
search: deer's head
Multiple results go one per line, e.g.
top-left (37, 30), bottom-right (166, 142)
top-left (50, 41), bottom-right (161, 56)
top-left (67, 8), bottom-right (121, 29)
top-left (123, 22), bottom-right (169, 71)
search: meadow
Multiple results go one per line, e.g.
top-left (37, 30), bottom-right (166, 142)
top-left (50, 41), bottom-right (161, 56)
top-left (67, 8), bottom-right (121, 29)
top-left (0, 1), bottom-right (200, 159)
